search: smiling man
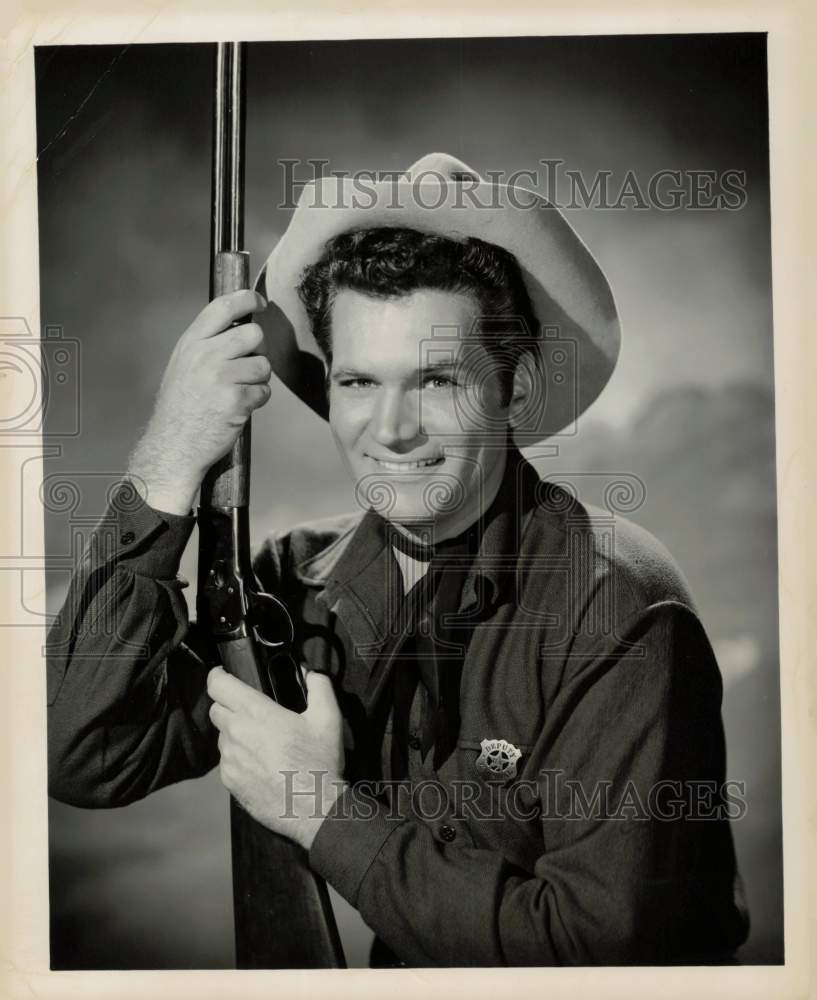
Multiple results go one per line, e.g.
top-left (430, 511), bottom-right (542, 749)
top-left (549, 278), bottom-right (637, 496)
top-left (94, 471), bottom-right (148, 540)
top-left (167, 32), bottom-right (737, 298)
top-left (47, 154), bottom-right (749, 967)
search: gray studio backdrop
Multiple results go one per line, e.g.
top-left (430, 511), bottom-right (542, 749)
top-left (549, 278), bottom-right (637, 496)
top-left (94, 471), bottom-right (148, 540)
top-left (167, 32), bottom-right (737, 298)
top-left (35, 35), bottom-right (781, 967)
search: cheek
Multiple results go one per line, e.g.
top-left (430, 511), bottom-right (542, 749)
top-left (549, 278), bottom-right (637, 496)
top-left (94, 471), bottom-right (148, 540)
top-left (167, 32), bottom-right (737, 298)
top-left (471, 373), bottom-right (507, 416)
top-left (427, 389), bottom-right (505, 440)
top-left (418, 393), bottom-right (463, 433)
top-left (328, 397), bottom-right (367, 446)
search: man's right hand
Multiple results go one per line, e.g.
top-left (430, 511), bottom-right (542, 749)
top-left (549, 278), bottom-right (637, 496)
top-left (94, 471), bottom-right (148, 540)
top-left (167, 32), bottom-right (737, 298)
top-left (127, 289), bottom-right (271, 515)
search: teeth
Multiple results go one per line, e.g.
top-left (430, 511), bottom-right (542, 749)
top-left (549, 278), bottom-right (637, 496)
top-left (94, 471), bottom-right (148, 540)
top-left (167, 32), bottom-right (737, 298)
top-left (376, 457), bottom-right (443, 471)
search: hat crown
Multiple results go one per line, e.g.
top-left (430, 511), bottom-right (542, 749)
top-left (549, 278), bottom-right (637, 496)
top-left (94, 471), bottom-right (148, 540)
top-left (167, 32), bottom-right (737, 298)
top-left (402, 152), bottom-right (483, 184)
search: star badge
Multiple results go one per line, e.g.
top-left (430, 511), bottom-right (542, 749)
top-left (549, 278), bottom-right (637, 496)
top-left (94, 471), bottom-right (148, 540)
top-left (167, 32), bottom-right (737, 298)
top-left (476, 738), bottom-right (522, 781)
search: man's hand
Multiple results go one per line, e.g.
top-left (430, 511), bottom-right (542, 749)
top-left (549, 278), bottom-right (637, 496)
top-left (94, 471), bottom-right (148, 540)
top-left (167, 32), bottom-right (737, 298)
top-left (207, 666), bottom-right (347, 852)
top-left (128, 289), bottom-right (272, 515)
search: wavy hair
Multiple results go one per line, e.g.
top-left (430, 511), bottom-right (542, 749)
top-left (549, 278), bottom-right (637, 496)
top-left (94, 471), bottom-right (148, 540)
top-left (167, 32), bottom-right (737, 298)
top-left (297, 227), bottom-right (539, 404)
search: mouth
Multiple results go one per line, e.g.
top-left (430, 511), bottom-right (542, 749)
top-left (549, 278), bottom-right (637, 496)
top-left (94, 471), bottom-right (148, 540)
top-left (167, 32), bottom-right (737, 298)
top-left (370, 455), bottom-right (445, 472)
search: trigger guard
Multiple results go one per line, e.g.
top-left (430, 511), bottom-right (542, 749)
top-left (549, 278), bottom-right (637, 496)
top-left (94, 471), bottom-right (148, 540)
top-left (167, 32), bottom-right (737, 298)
top-left (248, 589), bottom-right (295, 648)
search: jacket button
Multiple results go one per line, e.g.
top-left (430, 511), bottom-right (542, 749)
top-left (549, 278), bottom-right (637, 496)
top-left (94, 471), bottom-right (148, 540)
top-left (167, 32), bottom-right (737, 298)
top-left (408, 735), bottom-right (422, 751)
top-left (120, 531), bottom-right (136, 545)
top-left (440, 824), bottom-right (456, 842)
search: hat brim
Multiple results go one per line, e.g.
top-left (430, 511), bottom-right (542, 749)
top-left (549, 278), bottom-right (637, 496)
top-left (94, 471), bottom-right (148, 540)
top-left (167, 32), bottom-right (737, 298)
top-left (256, 175), bottom-right (620, 442)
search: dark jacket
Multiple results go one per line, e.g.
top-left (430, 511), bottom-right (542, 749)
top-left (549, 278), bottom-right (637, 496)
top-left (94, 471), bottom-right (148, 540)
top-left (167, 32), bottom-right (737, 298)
top-left (47, 451), bottom-right (749, 966)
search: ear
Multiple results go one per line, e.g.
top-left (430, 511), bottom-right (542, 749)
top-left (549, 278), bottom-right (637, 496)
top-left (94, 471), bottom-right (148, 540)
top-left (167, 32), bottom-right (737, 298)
top-left (508, 356), bottom-right (534, 428)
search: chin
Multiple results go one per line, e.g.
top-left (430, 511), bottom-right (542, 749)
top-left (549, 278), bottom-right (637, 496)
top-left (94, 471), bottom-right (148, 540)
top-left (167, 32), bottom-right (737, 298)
top-left (386, 502), bottom-right (439, 527)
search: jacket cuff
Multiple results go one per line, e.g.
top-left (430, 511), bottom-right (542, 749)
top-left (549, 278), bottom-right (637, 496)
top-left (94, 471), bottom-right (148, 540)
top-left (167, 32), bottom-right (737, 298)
top-left (107, 480), bottom-right (196, 579)
top-left (309, 783), bottom-right (404, 907)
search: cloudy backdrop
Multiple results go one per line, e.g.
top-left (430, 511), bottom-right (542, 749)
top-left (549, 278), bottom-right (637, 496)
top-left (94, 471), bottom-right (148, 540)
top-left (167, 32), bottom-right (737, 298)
top-left (35, 34), bottom-right (780, 967)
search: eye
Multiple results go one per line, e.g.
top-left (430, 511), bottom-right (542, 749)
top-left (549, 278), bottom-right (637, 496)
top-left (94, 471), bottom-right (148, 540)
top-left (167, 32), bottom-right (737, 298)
top-left (338, 377), bottom-right (376, 389)
top-left (423, 374), bottom-right (458, 390)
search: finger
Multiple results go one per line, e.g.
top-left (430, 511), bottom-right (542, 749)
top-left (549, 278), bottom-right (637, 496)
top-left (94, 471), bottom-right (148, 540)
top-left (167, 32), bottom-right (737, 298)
top-left (209, 700), bottom-right (230, 731)
top-left (232, 382), bottom-right (272, 414)
top-left (304, 670), bottom-right (338, 718)
top-left (186, 291), bottom-right (267, 341)
top-left (207, 665), bottom-right (266, 712)
top-left (217, 323), bottom-right (267, 360)
top-left (229, 354), bottom-right (272, 386)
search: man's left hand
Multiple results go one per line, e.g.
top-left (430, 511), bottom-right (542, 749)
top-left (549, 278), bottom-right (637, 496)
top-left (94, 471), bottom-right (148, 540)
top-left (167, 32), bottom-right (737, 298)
top-left (207, 666), bottom-right (347, 852)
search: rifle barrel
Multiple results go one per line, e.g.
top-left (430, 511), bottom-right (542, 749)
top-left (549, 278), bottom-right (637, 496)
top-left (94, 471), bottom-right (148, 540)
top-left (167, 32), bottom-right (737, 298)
top-left (211, 42), bottom-right (245, 265)
top-left (204, 41), bottom-right (250, 509)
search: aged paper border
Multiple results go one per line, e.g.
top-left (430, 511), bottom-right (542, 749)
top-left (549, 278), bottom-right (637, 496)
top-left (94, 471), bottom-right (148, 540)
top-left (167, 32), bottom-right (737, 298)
top-left (1, 1), bottom-right (813, 997)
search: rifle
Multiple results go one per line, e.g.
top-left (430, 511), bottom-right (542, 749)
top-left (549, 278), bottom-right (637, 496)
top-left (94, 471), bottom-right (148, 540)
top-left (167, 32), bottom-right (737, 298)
top-left (196, 41), bottom-right (345, 969)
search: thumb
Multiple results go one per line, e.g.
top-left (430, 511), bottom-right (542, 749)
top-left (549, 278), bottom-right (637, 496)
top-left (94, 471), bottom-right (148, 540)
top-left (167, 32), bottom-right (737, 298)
top-left (304, 669), bottom-right (338, 719)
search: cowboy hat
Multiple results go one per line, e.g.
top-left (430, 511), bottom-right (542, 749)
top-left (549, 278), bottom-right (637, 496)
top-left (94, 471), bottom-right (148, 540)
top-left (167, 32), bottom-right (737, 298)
top-left (256, 152), bottom-right (620, 442)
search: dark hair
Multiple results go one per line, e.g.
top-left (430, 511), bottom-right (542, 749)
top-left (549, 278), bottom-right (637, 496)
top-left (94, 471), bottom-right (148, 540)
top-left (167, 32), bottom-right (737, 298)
top-left (296, 227), bottom-right (539, 404)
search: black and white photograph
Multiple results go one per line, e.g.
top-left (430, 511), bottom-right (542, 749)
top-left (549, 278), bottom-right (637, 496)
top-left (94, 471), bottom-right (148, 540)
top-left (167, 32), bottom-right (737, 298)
top-left (3, 17), bottom-right (801, 984)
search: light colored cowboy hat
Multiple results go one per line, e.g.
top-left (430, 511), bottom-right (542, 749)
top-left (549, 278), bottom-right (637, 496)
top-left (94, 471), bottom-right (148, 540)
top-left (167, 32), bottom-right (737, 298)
top-left (255, 152), bottom-right (620, 442)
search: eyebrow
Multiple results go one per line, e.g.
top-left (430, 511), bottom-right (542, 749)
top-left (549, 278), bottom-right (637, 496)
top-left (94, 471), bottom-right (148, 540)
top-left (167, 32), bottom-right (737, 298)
top-left (330, 361), bottom-right (461, 383)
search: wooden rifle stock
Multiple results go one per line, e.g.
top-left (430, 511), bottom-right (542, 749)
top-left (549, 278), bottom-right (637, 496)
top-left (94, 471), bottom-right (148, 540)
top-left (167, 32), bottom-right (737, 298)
top-left (197, 41), bottom-right (345, 970)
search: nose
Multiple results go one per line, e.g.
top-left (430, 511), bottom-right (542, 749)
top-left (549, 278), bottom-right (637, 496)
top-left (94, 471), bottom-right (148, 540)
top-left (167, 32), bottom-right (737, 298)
top-left (370, 386), bottom-right (422, 449)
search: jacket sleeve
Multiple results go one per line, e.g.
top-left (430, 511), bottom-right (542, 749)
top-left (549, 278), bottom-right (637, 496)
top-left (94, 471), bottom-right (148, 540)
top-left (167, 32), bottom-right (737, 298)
top-left (47, 480), bottom-right (220, 808)
top-left (309, 601), bottom-right (749, 966)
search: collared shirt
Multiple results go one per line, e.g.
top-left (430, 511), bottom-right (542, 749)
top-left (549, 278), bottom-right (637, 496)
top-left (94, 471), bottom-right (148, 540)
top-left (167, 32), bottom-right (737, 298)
top-left (46, 449), bottom-right (750, 967)
top-left (359, 476), bottom-right (515, 785)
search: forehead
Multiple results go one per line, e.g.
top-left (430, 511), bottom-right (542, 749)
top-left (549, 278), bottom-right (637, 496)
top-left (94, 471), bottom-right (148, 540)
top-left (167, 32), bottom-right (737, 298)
top-left (329, 287), bottom-right (483, 368)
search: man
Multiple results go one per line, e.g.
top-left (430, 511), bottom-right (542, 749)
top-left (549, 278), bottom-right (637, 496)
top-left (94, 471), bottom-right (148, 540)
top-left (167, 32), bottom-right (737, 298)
top-left (47, 154), bottom-right (749, 966)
